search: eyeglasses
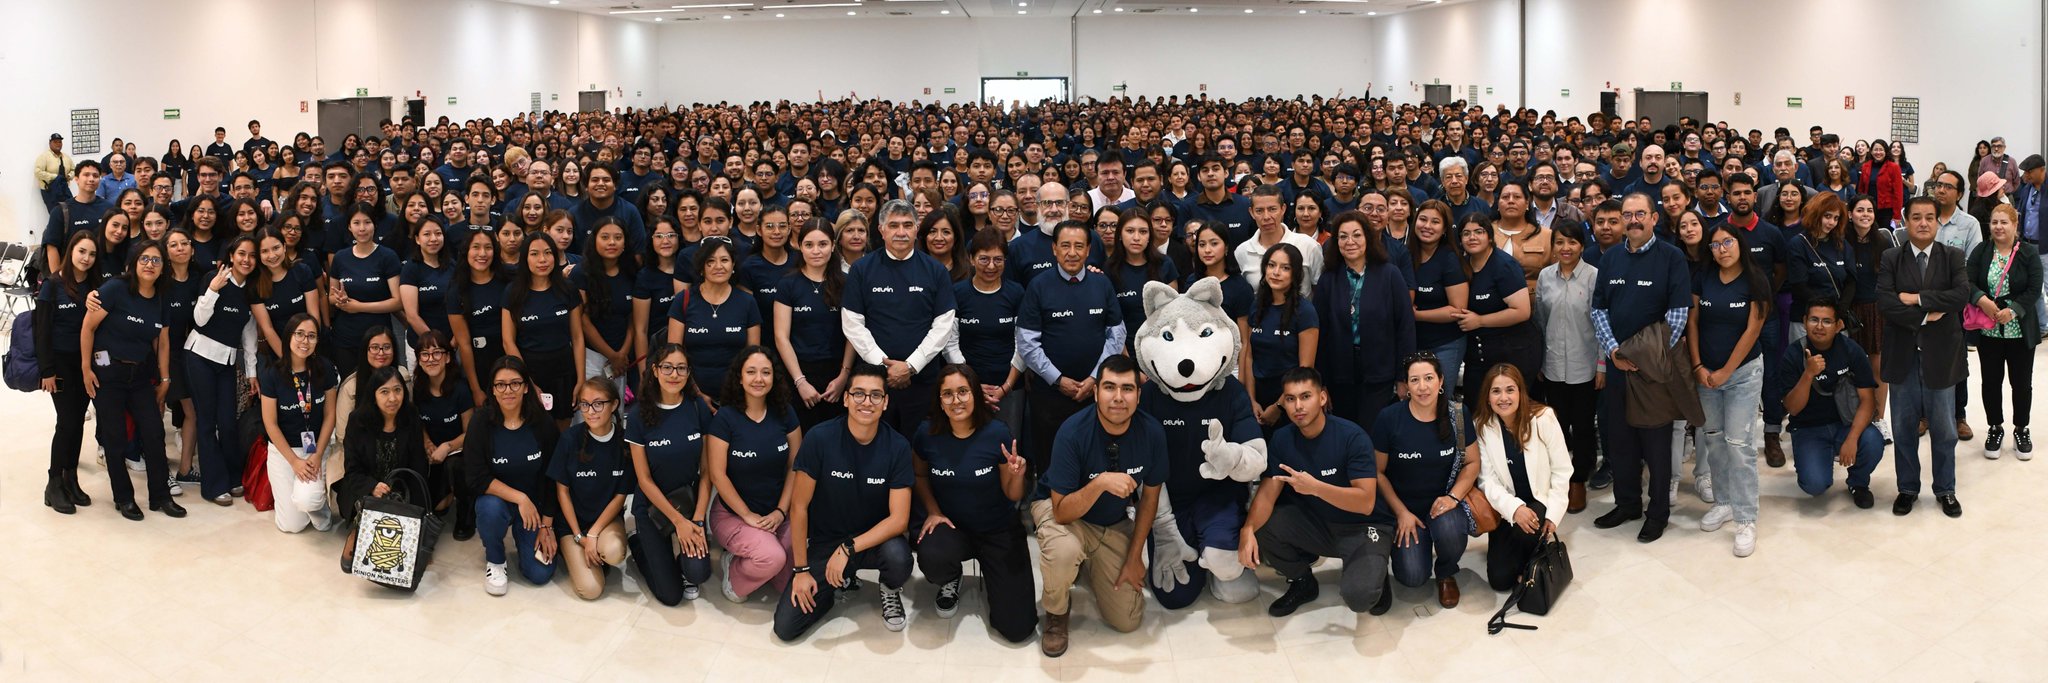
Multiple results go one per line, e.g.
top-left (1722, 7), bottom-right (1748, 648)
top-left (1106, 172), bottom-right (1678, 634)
top-left (1930, 182), bottom-right (1959, 191)
top-left (1620, 210), bottom-right (1652, 221)
top-left (137, 256), bottom-right (164, 266)
top-left (418, 349), bottom-right (448, 360)
top-left (654, 362), bottom-right (690, 376)
top-left (991, 207), bottom-right (1018, 215)
top-left (291, 331), bottom-right (320, 341)
top-left (846, 389), bottom-right (886, 405)
top-left (574, 399), bottom-right (614, 413)
top-left (1105, 441), bottom-right (1121, 471)
top-left (491, 380), bottom-right (525, 393)
top-left (368, 344), bottom-right (395, 353)
top-left (973, 255), bottom-right (1006, 266)
top-left (939, 388), bottom-right (975, 404)
top-left (1709, 237), bottom-right (1740, 251)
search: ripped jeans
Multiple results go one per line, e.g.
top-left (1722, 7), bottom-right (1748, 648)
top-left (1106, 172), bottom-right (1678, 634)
top-left (1696, 358), bottom-right (1763, 523)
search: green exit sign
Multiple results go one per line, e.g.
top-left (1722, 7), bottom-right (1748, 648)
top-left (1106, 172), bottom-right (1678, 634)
top-left (1560, 88), bottom-right (1571, 97)
top-left (1670, 81), bottom-right (1682, 90)
top-left (447, 96), bottom-right (458, 105)
top-left (1787, 97), bottom-right (1803, 108)
top-left (1015, 71), bottom-right (1029, 77)
top-left (943, 87), bottom-right (956, 94)
top-left (355, 87), bottom-right (368, 97)
top-left (162, 108), bottom-right (181, 120)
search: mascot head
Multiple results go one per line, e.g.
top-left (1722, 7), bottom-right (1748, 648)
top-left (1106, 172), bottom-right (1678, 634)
top-left (1133, 278), bottom-right (1240, 403)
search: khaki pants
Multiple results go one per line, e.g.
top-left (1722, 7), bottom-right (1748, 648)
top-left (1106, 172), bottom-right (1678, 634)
top-left (560, 526), bottom-right (628, 600)
top-left (1030, 499), bottom-right (1145, 633)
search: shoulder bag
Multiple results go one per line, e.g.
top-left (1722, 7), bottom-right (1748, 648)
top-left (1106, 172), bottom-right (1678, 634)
top-left (1963, 244), bottom-right (2016, 332)
top-left (1448, 400), bottom-right (1499, 537)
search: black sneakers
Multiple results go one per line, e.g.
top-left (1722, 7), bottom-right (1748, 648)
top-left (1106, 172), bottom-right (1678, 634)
top-left (1268, 577), bottom-right (1320, 617)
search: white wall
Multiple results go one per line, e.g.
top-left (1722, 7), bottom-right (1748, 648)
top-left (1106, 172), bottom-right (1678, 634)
top-left (656, 16), bottom-right (1372, 105)
top-left (1371, 0), bottom-right (2044, 175)
top-left (0, 0), bottom-right (656, 242)
top-left (1074, 16), bottom-right (1372, 101)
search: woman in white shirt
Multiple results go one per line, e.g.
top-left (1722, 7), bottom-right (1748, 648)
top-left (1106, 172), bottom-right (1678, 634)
top-left (1473, 364), bottom-right (1571, 592)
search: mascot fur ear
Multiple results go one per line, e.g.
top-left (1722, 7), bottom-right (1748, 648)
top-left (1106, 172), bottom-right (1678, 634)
top-left (1142, 280), bottom-right (1183, 321)
top-left (1180, 277), bottom-right (1225, 311)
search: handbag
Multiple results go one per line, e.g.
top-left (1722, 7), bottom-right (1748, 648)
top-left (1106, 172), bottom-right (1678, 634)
top-left (1963, 245), bottom-right (2016, 332)
top-left (344, 468), bottom-right (445, 591)
top-left (1487, 530), bottom-right (1573, 634)
top-left (1446, 401), bottom-right (1499, 536)
top-left (644, 482), bottom-right (700, 536)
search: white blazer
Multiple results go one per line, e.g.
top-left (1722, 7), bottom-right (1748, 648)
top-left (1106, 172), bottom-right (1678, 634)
top-left (1475, 406), bottom-right (1572, 527)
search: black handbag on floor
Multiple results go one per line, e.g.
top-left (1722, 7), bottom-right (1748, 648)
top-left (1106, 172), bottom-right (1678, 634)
top-left (345, 468), bottom-right (444, 591)
top-left (1487, 530), bottom-right (1573, 634)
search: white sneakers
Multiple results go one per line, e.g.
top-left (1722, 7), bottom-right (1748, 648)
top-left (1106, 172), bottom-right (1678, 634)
top-left (1733, 522), bottom-right (1757, 558)
top-left (1699, 504), bottom-right (1735, 532)
top-left (484, 562), bottom-right (510, 596)
top-left (1874, 419), bottom-right (1894, 444)
top-left (720, 553), bottom-right (743, 603)
top-left (1696, 474), bottom-right (1716, 504)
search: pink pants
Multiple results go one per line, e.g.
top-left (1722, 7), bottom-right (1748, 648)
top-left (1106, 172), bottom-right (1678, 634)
top-left (709, 502), bottom-right (793, 598)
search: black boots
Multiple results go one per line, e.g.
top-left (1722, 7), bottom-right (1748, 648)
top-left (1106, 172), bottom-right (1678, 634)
top-left (61, 469), bottom-right (90, 507)
top-left (1268, 577), bottom-right (1321, 617)
top-left (453, 498), bottom-right (477, 541)
top-left (45, 470), bottom-right (75, 515)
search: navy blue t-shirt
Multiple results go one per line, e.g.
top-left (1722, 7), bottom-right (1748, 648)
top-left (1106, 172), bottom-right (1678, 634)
top-left (259, 262), bottom-right (320, 327)
top-left (793, 417), bottom-right (914, 543)
top-left (447, 274), bottom-right (510, 357)
top-left (1464, 249), bottom-right (1526, 318)
top-left (1591, 238), bottom-right (1693, 347)
top-left (913, 420), bottom-right (1018, 534)
top-left (624, 396), bottom-right (715, 519)
top-left (1693, 270), bottom-right (1765, 372)
top-left (1189, 194), bottom-right (1255, 247)
top-left (1772, 335), bottom-right (1876, 429)
top-left (1142, 378), bottom-right (1259, 505)
top-left (571, 266), bottom-right (634, 352)
top-left (1725, 217), bottom-right (1788, 285)
top-left (739, 252), bottom-right (792, 335)
top-left (401, 258), bottom-right (455, 343)
top-left (1412, 245), bottom-right (1470, 350)
top-left (632, 266), bottom-right (684, 342)
top-left (951, 279), bottom-right (1023, 386)
top-left (480, 422), bottom-right (554, 520)
top-left (1044, 407), bottom-right (1169, 527)
top-left (257, 363), bottom-right (340, 448)
top-left (670, 288), bottom-right (760, 389)
top-left (778, 273), bottom-right (847, 364)
top-left (1019, 269), bottom-right (1123, 382)
top-left (505, 284), bottom-right (581, 354)
top-left (161, 274), bottom-right (204, 351)
top-left (710, 405), bottom-right (800, 516)
top-left (92, 279), bottom-right (166, 363)
top-left (843, 251), bottom-right (957, 375)
top-left (36, 278), bottom-right (88, 355)
top-left (1370, 402), bottom-right (1471, 518)
top-left (547, 425), bottom-right (635, 528)
top-left (1247, 298), bottom-right (1318, 380)
top-left (1269, 416), bottom-right (1380, 525)
top-left (417, 381), bottom-right (471, 446)
top-left (1108, 260), bottom-right (1179, 346)
top-left (328, 246), bottom-right (403, 348)
top-left (1004, 228), bottom-right (1058, 286)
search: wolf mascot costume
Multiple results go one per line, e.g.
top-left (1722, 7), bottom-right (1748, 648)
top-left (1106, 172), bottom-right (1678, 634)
top-left (1133, 278), bottom-right (1267, 606)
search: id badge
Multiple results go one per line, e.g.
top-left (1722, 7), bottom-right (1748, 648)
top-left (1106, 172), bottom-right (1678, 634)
top-left (472, 336), bottom-right (486, 349)
top-left (94, 351), bottom-right (111, 367)
top-left (539, 392), bottom-right (554, 411)
top-left (300, 431), bottom-right (318, 453)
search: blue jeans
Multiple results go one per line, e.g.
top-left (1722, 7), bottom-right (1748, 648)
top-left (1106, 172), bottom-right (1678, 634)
top-left (1390, 508), bottom-right (1468, 586)
top-left (1429, 338), bottom-right (1466, 403)
top-left (1758, 293), bottom-right (1795, 433)
top-left (476, 494), bottom-right (558, 585)
top-left (1790, 422), bottom-right (1887, 495)
top-left (1889, 364), bottom-right (1959, 496)
top-left (1697, 358), bottom-right (1763, 522)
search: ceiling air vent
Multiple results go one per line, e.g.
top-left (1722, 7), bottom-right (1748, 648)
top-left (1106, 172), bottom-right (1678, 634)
top-left (888, 10), bottom-right (910, 14)
top-left (1132, 7), bottom-right (1160, 12)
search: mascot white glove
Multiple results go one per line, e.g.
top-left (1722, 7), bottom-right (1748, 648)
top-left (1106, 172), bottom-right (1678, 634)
top-left (1199, 419), bottom-right (1270, 483)
top-left (1148, 493), bottom-right (1198, 588)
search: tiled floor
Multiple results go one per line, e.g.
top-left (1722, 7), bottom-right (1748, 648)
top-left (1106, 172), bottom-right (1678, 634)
top-left (4, 365), bottom-right (2046, 682)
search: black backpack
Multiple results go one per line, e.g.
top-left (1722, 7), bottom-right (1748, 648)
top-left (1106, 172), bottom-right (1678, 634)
top-left (4, 309), bottom-right (40, 392)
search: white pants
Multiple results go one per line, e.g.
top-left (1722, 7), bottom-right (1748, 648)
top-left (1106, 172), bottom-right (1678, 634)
top-left (267, 444), bottom-right (333, 533)
top-left (583, 348), bottom-right (627, 398)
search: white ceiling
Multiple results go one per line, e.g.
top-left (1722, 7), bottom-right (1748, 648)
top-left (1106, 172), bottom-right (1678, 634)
top-left (503, 0), bottom-right (1464, 22)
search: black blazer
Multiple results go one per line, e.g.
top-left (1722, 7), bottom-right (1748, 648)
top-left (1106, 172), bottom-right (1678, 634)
top-left (1966, 240), bottom-right (2043, 348)
top-left (1311, 262), bottom-right (1416, 386)
top-left (1876, 241), bottom-right (1970, 388)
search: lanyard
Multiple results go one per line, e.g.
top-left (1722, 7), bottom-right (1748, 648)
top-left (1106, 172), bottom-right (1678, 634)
top-left (292, 371), bottom-right (312, 411)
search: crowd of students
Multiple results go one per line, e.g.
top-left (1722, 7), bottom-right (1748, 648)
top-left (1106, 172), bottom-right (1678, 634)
top-left (27, 95), bottom-right (2045, 654)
